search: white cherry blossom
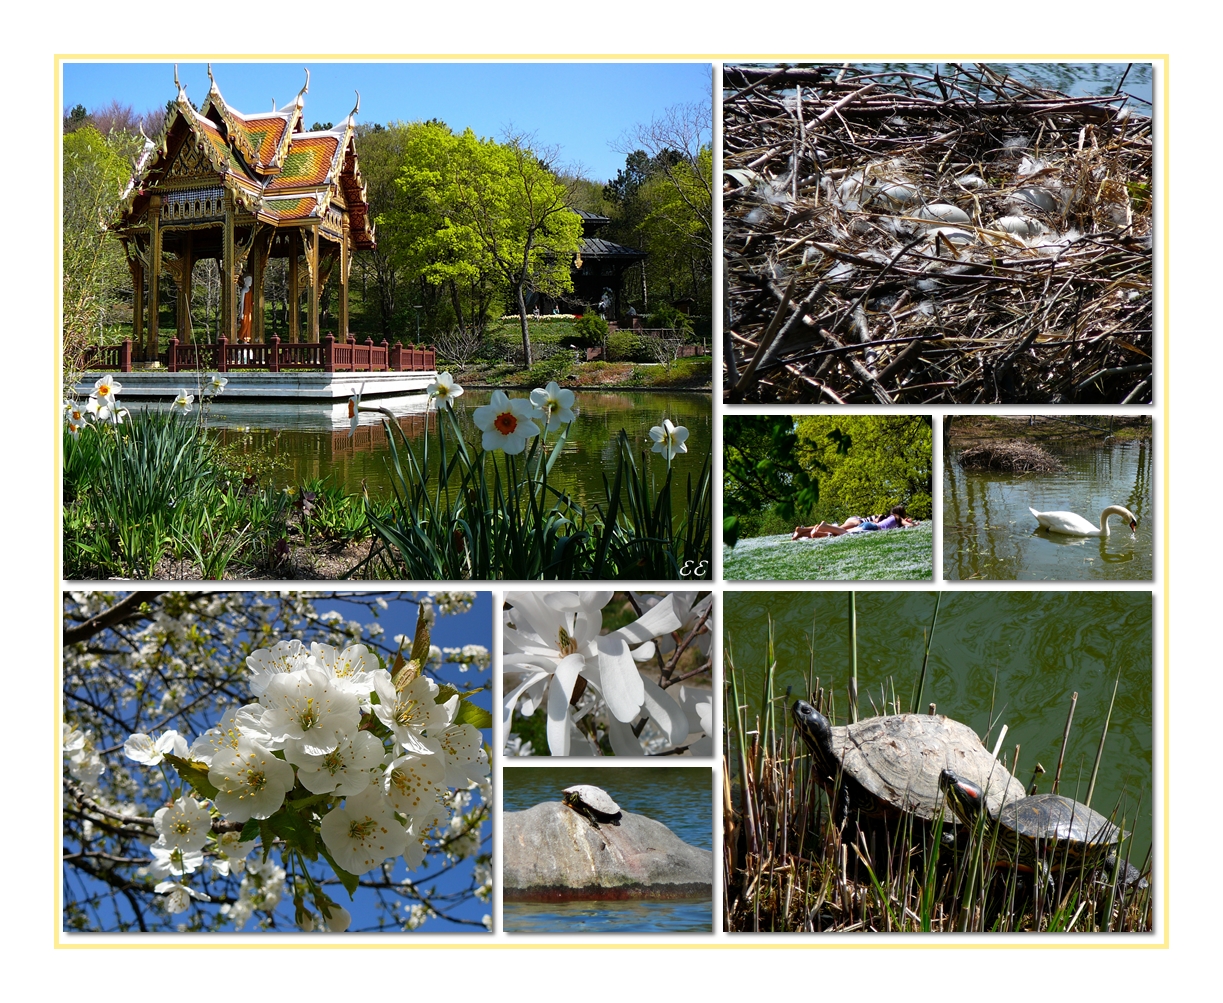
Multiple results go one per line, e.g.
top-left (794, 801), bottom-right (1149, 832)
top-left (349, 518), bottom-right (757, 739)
top-left (208, 737), bottom-right (295, 822)
top-left (319, 785), bottom-right (408, 875)
top-left (259, 667), bottom-right (361, 755)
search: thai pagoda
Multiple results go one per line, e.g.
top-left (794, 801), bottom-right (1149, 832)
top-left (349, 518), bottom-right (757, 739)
top-left (112, 67), bottom-right (376, 361)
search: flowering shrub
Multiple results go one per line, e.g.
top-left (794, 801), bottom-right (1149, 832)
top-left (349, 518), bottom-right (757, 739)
top-left (503, 591), bottom-right (712, 756)
top-left (63, 591), bottom-right (491, 933)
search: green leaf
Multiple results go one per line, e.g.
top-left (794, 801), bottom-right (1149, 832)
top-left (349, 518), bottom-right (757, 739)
top-left (319, 844), bottom-right (360, 898)
top-left (238, 818), bottom-right (261, 844)
top-left (454, 699), bottom-right (493, 730)
top-left (163, 753), bottom-right (219, 800)
top-left (269, 810), bottom-right (318, 860)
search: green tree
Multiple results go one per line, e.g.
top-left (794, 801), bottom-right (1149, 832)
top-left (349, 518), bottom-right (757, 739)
top-left (723, 416), bottom-right (823, 545)
top-left (62, 125), bottom-right (137, 376)
top-left (394, 128), bottom-right (582, 366)
top-left (795, 415), bottom-right (933, 520)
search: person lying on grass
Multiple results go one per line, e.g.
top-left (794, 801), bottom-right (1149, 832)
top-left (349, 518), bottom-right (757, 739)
top-left (792, 506), bottom-right (916, 539)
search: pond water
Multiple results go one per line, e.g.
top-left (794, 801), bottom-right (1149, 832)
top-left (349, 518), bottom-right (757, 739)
top-left (865, 62), bottom-right (1153, 105)
top-left (502, 765), bottom-right (713, 934)
top-left (205, 389), bottom-right (711, 515)
top-left (943, 436), bottom-right (1153, 581)
top-left (724, 591), bottom-right (1153, 863)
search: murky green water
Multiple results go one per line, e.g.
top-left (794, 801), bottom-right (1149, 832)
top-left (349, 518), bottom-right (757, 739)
top-left (944, 437), bottom-right (1153, 581)
top-left (502, 766), bottom-right (713, 933)
top-left (724, 591), bottom-right (1153, 861)
top-left (207, 389), bottom-right (711, 515)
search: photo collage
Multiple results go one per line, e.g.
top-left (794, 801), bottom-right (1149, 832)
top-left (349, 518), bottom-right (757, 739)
top-left (58, 58), bottom-right (1161, 943)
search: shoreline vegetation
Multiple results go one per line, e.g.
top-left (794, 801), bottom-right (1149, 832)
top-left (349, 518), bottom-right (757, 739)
top-left (724, 599), bottom-right (1153, 933)
top-left (63, 375), bottom-right (712, 582)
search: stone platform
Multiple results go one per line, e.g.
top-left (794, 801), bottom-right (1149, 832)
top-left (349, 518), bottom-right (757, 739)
top-left (75, 369), bottom-right (438, 402)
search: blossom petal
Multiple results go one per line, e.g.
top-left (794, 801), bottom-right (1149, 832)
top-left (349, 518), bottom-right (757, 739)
top-left (595, 635), bottom-right (646, 722)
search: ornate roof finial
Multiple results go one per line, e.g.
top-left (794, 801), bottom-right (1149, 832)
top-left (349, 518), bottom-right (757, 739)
top-left (173, 63), bottom-right (183, 95)
top-left (207, 63), bottom-right (217, 89)
top-left (297, 67), bottom-right (310, 105)
top-left (349, 90), bottom-right (361, 121)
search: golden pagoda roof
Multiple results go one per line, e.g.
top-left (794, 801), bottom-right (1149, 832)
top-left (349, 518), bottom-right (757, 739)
top-left (118, 68), bottom-right (375, 249)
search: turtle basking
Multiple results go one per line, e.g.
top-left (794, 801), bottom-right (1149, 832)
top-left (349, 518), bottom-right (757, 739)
top-left (939, 768), bottom-right (1147, 887)
top-left (791, 700), bottom-right (1026, 828)
top-left (561, 785), bottom-right (623, 827)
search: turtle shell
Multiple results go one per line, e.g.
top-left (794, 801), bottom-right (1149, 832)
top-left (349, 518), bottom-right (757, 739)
top-left (562, 785), bottom-right (621, 815)
top-left (805, 709), bottom-right (1027, 824)
top-left (998, 794), bottom-right (1120, 849)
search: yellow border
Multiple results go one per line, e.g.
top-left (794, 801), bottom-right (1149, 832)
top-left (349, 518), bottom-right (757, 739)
top-left (55, 53), bottom-right (1170, 950)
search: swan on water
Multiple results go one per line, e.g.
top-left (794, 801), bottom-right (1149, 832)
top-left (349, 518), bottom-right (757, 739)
top-left (1029, 505), bottom-right (1138, 537)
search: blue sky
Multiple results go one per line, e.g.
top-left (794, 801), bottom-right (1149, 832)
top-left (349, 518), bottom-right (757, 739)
top-left (61, 61), bottom-right (712, 183)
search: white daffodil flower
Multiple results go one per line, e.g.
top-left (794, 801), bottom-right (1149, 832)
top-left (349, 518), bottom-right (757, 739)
top-left (502, 591), bottom-right (684, 756)
top-left (648, 419), bottom-right (689, 462)
top-left (319, 785), bottom-right (408, 876)
top-left (427, 371), bottom-right (464, 410)
top-left (208, 737), bottom-right (296, 822)
top-left (170, 389), bottom-right (194, 414)
top-left (472, 390), bottom-right (541, 454)
top-left (91, 376), bottom-right (122, 406)
top-left (346, 382), bottom-right (365, 437)
top-left (64, 401), bottom-right (87, 435)
top-left (528, 380), bottom-right (576, 431)
top-left (207, 374), bottom-right (228, 395)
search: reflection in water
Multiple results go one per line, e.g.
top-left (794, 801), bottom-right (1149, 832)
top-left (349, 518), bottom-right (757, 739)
top-left (724, 591), bottom-right (1152, 862)
top-left (208, 390), bottom-right (711, 516)
top-left (503, 897), bottom-right (712, 934)
top-left (944, 438), bottom-right (1153, 580)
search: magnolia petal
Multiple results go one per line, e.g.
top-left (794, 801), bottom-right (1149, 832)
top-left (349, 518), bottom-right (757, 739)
top-left (642, 676), bottom-right (689, 748)
top-left (546, 679), bottom-right (573, 757)
top-left (503, 668), bottom-right (550, 731)
top-left (596, 635), bottom-right (646, 722)
top-left (612, 593), bottom-right (684, 645)
top-left (605, 715), bottom-right (646, 756)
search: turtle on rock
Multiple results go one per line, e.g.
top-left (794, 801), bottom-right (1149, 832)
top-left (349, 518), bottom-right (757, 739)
top-left (561, 785), bottom-right (623, 827)
top-left (791, 700), bottom-right (1026, 828)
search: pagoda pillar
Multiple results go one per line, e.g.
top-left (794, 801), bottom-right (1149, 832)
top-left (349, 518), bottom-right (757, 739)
top-left (177, 232), bottom-right (194, 344)
top-left (148, 195), bottom-right (162, 359)
top-left (222, 191), bottom-right (237, 341)
top-left (288, 231), bottom-right (300, 344)
top-left (338, 221), bottom-right (350, 340)
top-left (252, 229), bottom-right (270, 343)
top-left (307, 226), bottom-right (320, 343)
top-left (128, 252), bottom-right (144, 360)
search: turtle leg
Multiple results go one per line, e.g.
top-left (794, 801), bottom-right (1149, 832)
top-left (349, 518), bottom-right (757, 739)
top-left (836, 783), bottom-right (851, 831)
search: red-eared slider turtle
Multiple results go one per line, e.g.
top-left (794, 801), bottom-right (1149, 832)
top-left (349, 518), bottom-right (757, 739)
top-left (939, 768), bottom-right (1145, 886)
top-left (562, 785), bottom-right (623, 827)
top-left (792, 700), bottom-right (1026, 827)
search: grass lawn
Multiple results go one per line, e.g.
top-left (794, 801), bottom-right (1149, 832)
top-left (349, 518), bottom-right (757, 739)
top-left (722, 522), bottom-right (933, 581)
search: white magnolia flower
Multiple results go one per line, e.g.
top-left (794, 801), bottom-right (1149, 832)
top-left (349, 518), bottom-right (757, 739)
top-left (170, 389), bottom-right (194, 414)
top-left (319, 785), bottom-right (408, 875)
top-left (372, 674), bottom-right (453, 755)
top-left (208, 737), bottom-right (296, 822)
top-left (153, 794), bottom-right (212, 853)
top-left (124, 729), bottom-right (188, 766)
top-left (286, 729), bottom-right (384, 796)
top-left (528, 380), bottom-right (576, 431)
top-left (207, 374), bottom-right (228, 395)
top-left (259, 667), bottom-right (361, 755)
top-left (427, 371), bottom-right (464, 410)
top-left (648, 419), bottom-right (689, 462)
top-left (472, 390), bottom-right (541, 454)
top-left (502, 591), bottom-right (684, 756)
top-left (383, 751), bottom-right (447, 819)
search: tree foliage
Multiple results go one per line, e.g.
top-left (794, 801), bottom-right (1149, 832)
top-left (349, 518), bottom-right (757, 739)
top-left (62, 591), bottom-right (491, 934)
top-left (723, 416), bottom-right (822, 544)
top-left (795, 415), bottom-right (933, 520)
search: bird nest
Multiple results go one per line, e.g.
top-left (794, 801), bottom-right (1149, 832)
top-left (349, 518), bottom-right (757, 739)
top-left (957, 441), bottom-right (1064, 473)
top-left (724, 64), bottom-right (1153, 405)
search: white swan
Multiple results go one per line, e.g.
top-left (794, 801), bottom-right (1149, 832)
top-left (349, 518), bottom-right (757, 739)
top-left (1029, 505), bottom-right (1138, 537)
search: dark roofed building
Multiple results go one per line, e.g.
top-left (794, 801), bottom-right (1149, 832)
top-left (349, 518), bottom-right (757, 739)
top-left (570, 210), bottom-right (645, 320)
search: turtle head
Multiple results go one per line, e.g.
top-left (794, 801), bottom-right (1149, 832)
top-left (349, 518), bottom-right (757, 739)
top-left (792, 700), bottom-right (838, 769)
top-left (939, 768), bottom-right (986, 825)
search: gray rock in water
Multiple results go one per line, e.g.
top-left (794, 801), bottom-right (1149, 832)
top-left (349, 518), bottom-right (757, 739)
top-left (503, 802), bottom-right (713, 902)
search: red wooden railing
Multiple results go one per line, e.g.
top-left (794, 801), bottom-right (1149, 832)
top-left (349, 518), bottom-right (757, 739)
top-left (80, 340), bottom-right (133, 373)
top-left (81, 337), bottom-right (437, 374)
